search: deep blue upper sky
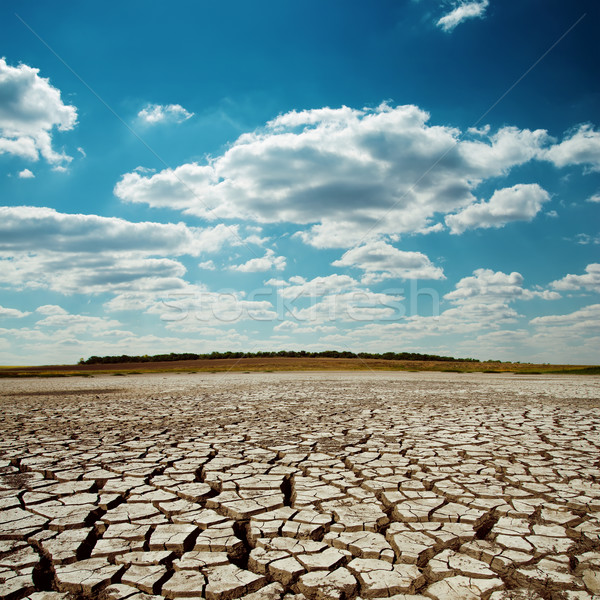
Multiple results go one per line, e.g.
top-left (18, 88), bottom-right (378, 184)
top-left (0, 0), bottom-right (599, 364)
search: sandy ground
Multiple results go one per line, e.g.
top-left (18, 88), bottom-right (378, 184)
top-left (1, 371), bottom-right (599, 600)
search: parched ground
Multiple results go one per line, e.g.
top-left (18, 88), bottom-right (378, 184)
top-left (0, 371), bottom-right (599, 600)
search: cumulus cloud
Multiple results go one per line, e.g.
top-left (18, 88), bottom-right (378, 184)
top-left (445, 269), bottom-right (559, 304)
top-left (36, 312), bottom-right (122, 334)
top-left (18, 168), bottom-right (34, 179)
top-left (276, 274), bottom-right (359, 299)
top-left (550, 263), bottom-right (600, 293)
top-left (292, 290), bottom-right (404, 324)
top-left (588, 193), bottom-right (600, 203)
top-left (544, 124), bottom-right (600, 172)
top-left (0, 206), bottom-right (244, 295)
top-left (36, 304), bottom-right (68, 316)
top-left (0, 304), bottom-right (30, 318)
top-left (106, 280), bottom-right (277, 325)
top-left (332, 239), bottom-right (444, 283)
top-left (437, 0), bottom-right (489, 32)
top-left (0, 251), bottom-right (187, 295)
top-left (0, 58), bottom-right (77, 165)
top-left (313, 267), bottom-right (561, 354)
top-left (138, 103), bottom-right (194, 125)
top-left (161, 291), bottom-right (277, 326)
top-left (445, 183), bottom-right (550, 234)
top-left (116, 103), bottom-right (566, 248)
top-left (0, 206), bottom-right (238, 256)
top-left (230, 249), bottom-right (286, 272)
top-left (530, 303), bottom-right (600, 334)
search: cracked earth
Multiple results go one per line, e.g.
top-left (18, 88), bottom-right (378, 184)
top-left (0, 371), bottom-right (599, 600)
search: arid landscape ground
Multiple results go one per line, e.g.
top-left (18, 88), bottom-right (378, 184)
top-left (1, 371), bottom-right (599, 600)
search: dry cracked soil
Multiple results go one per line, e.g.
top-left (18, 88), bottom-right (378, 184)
top-left (0, 371), bottom-right (599, 600)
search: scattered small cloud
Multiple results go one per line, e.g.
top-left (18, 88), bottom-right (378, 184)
top-left (573, 233), bottom-right (600, 245)
top-left (587, 193), bottom-right (600, 203)
top-left (198, 260), bottom-right (216, 270)
top-left (138, 103), bottom-right (194, 125)
top-left (18, 168), bottom-right (34, 179)
top-left (230, 249), bottom-right (286, 272)
top-left (134, 165), bottom-right (156, 174)
top-left (437, 0), bottom-right (489, 33)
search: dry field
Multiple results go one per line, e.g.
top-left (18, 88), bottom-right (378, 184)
top-left (1, 357), bottom-right (598, 377)
top-left (1, 371), bottom-right (599, 600)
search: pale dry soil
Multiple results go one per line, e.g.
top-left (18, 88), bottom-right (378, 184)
top-left (0, 371), bottom-right (599, 600)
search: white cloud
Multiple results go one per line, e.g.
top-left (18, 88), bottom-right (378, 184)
top-left (18, 168), bottom-right (34, 179)
top-left (437, 0), bottom-right (489, 32)
top-left (0, 206), bottom-right (237, 257)
top-left (310, 268), bottom-right (561, 357)
top-left (112, 282), bottom-right (278, 325)
top-left (0, 58), bottom-right (77, 165)
top-left (551, 263), bottom-right (600, 293)
top-left (198, 260), bottom-right (216, 270)
top-left (273, 321), bottom-right (338, 334)
top-left (263, 274), bottom-right (404, 325)
top-left (291, 290), bottom-right (403, 324)
top-left (36, 312), bottom-right (122, 335)
top-left (264, 278), bottom-right (288, 287)
top-left (276, 274), bottom-right (358, 299)
top-left (445, 184), bottom-right (550, 234)
top-left (332, 239), bottom-right (444, 283)
top-left (445, 268), bottom-right (560, 304)
top-left (230, 249), bottom-right (286, 272)
top-left (115, 103), bottom-right (560, 248)
top-left (162, 293), bottom-right (277, 327)
top-left (0, 315), bottom-right (254, 365)
top-left (138, 103), bottom-right (194, 125)
top-left (587, 193), bottom-right (600, 203)
top-left (544, 124), bottom-right (600, 172)
top-left (0, 252), bottom-right (187, 295)
top-left (530, 304), bottom-right (600, 335)
top-left (0, 206), bottom-right (244, 295)
top-left (458, 127), bottom-right (550, 177)
top-left (573, 233), bottom-right (600, 246)
top-left (36, 304), bottom-right (68, 316)
top-left (0, 305), bottom-right (30, 318)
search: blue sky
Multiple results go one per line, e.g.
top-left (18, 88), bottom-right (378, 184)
top-left (0, 0), bottom-right (599, 365)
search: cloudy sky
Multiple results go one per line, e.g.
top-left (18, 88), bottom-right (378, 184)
top-left (1, 0), bottom-right (599, 365)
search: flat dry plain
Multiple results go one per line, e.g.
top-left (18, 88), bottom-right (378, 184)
top-left (1, 371), bottom-right (599, 600)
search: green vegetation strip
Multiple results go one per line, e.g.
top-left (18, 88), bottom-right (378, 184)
top-left (80, 350), bottom-right (480, 364)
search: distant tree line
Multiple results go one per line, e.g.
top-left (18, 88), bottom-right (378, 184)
top-left (80, 350), bottom-right (480, 365)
